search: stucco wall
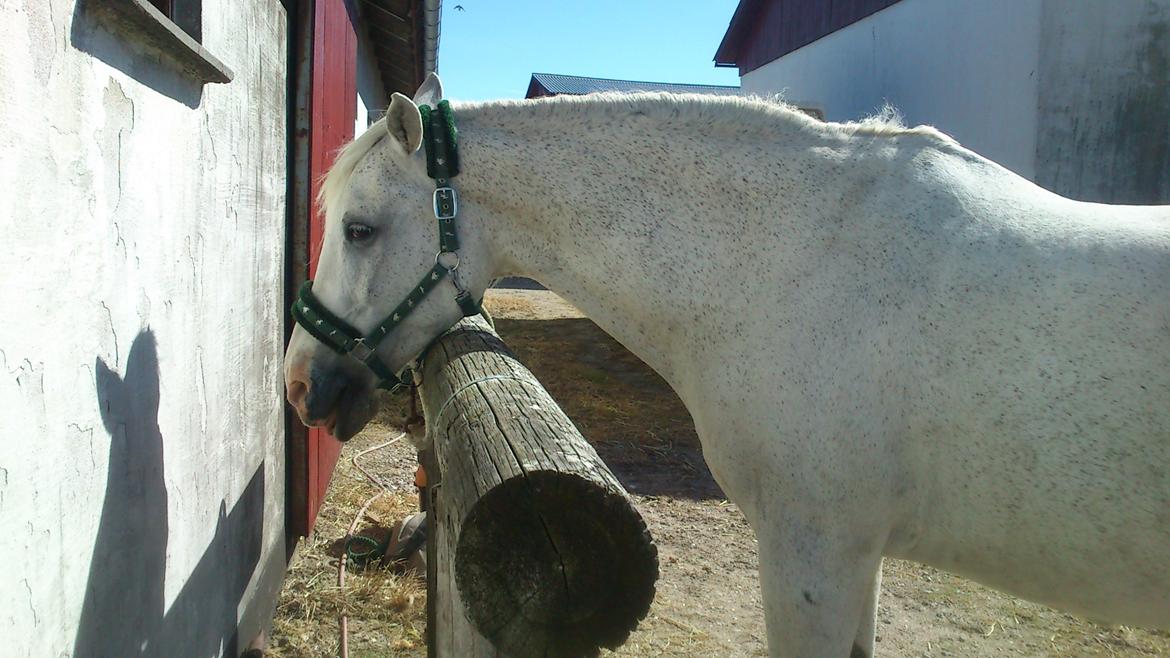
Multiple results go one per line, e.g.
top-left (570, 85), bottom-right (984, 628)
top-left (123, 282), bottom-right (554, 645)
top-left (740, 0), bottom-right (1044, 180)
top-left (1035, 0), bottom-right (1170, 204)
top-left (0, 1), bottom-right (288, 655)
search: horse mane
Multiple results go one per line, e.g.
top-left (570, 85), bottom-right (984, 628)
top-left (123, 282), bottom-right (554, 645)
top-left (318, 117), bottom-right (390, 222)
top-left (319, 92), bottom-right (956, 221)
top-left (461, 91), bottom-right (957, 143)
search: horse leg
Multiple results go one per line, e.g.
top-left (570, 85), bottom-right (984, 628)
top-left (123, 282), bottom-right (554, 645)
top-left (756, 518), bottom-right (884, 658)
top-left (850, 559), bottom-right (882, 658)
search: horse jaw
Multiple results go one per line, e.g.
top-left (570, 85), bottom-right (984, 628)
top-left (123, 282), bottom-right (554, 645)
top-left (330, 382), bottom-right (379, 441)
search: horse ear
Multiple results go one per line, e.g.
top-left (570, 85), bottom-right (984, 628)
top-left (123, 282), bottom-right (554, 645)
top-left (413, 72), bottom-right (444, 107)
top-left (385, 92), bottom-right (423, 154)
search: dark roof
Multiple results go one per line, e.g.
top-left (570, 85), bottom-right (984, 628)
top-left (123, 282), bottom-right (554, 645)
top-left (715, 0), bottom-right (903, 74)
top-left (354, 0), bottom-right (434, 95)
top-left (526, 73), bottom-right (740, 99)
top-left (714, 0), bottom-right (764, 67)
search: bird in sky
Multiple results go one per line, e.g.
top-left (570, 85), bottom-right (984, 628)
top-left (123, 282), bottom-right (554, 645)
top-left (454, 4), bottom-right (465, 11)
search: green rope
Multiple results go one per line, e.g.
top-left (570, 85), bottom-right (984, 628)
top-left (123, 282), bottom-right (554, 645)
top-left (344, 534), bottom-right (391, 568)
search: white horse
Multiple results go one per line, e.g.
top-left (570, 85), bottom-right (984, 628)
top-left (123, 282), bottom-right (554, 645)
top-left (285, 73), bottom-right (1170, 657)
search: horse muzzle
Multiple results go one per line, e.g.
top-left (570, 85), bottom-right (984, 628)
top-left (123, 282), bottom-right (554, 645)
top-left (286, 362), bottom-right (378, 441)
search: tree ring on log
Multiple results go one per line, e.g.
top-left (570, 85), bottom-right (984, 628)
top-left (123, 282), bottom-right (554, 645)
top-left (455, 470), bottom-right (658, 658)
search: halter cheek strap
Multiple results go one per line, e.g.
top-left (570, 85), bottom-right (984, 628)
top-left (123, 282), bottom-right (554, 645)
top-left (291, 99), bottom-right (481, 392)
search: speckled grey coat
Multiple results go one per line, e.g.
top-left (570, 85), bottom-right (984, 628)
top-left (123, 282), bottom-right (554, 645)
top-left (286, 74), bottom-right (1170, 657)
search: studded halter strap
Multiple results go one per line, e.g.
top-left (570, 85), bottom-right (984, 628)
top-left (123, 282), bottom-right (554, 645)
top-left (291, 100), bottom-right (480, 392)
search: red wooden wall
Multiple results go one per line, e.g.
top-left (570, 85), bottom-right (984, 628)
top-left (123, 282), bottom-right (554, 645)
top-left (302, 0), bottom-right (357, 534)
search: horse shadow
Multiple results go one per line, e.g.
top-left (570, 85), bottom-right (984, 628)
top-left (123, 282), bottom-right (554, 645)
top-left (74, 330), bottom-right (264, 658)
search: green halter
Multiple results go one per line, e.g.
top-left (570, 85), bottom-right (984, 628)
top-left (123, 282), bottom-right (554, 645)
top-left (291, 100), bottom-right (480, 392)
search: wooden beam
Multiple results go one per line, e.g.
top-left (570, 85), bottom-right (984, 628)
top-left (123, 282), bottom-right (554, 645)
top-left (365, 18), bottom-right (413, 47)
top-left (359, 0), bottom-right (409, 26)
top-left (373, 57), bottom-right (414, 87)
top-left (370, 39), bottom-right (413, 63)
top-left (366, 0), bottom-right (413, 19)
top-left (420, 317), bottom-right (658, 657)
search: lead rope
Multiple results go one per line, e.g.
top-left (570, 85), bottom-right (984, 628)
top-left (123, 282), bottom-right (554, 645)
top-left (337, 386), bottom-right (429, 658)
top-left (405, 384), bottom-right (425, 440)
top-left (338, 431), bottom-right (406, 658)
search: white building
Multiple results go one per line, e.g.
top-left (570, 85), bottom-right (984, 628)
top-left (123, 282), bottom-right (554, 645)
top-left (0, 0), bottom-right (436, 654)
top-left (715, 0), bottom-right (1170, 204)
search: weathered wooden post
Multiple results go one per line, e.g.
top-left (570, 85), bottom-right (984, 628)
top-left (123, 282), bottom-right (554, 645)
top-left (418, 316), bottom-right (658, 658)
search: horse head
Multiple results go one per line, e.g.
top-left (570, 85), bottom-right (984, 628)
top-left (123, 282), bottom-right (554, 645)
top-left (284, 73), bottom-right (495, 439)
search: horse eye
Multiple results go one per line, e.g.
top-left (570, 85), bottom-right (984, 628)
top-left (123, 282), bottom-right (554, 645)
top-left (345, 223), bottom-right (375, 243)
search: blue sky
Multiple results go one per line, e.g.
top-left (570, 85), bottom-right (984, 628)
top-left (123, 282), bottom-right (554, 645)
top-left (435, 0), bottom-right (743, 101)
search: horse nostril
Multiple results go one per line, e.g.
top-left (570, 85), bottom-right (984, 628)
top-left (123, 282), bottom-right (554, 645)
top-left (306, 368), bottom-right (346, 421)
top-left (287, 379), bottom-right (308, 410)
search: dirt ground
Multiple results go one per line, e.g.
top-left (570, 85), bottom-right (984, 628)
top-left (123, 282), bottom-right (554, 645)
top-left (269, 289), bottom-right (1170, 657)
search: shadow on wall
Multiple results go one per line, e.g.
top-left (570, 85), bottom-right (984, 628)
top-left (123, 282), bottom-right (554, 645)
top-left (70, 1), bottom-right (203, 109)
top-left (74, 330), bottom-right (265, 658)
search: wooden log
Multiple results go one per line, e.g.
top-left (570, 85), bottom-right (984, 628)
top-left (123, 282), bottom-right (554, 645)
top-left (419, 316), bottom-right (658, 658)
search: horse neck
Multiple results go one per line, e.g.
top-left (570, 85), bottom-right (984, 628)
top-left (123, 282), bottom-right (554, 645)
top-left (455, 98), bottom-right (855, 390)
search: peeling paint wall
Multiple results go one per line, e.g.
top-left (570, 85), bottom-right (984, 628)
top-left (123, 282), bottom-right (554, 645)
top-left (0, 1), bottom-right (288, 655)
top-left (1035, 0), bottom-right (1170, 204)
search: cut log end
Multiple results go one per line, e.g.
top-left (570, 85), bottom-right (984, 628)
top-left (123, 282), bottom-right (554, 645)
top-left (455, 470), bottom-right (658, 658)
top-left (423, 317), bottom-right (659, 657)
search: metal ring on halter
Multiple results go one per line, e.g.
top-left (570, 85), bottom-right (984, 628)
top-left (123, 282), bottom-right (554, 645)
top-left (435, 251), bottom-right (460, 270)
top-left (395, 363), bottom-right (416, 388)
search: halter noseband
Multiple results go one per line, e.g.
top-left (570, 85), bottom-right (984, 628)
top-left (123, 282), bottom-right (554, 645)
top-left (291, 100), bottom-right (480, 393)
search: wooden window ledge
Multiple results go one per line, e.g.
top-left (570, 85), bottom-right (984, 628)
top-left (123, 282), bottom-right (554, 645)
top-left (90, 0), bottom-right (234, 84)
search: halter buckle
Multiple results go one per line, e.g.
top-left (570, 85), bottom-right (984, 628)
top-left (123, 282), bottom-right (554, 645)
top-left (349, 339), bottom-right (374, 362)
top-left (433, 187), bottom-right (458, 220)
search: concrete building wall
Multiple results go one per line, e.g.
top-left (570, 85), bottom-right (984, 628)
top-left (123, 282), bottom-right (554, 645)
top-left (740, 0), bottom-right (1044, 179)
top-left (1035, 0), bottom-right (1170, 204)
top-left (0, 1), bottom-right (288, 655)
top-left (739, 0), bottom-right (1043, 177)
top-left (737, 0), bottom-right (1170, 203)
top-left (355, 24), bottom-right (387, 135)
